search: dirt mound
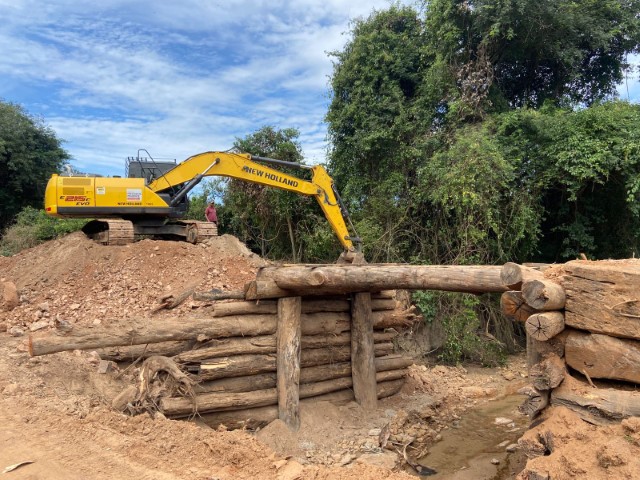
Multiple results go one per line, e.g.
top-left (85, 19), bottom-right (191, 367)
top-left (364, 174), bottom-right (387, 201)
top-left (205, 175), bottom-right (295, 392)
top-left (0, 233), bottom-right (266, 329)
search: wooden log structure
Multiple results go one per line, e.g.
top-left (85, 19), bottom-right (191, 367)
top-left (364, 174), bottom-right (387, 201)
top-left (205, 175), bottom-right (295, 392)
top-left (276, 297), bottom-right (302, 430)
top-left (245, 265), bottom-right (508, 299)
top-left (522, 279), bottom-right (566, 310)
top-left (525, 311), bottom-right (565, 341)
top-left (500, 291), bottom-right (537, 323)
top-left (194, 379), bottom-right (406, 430)
top-left (209, 298), bottom-right (397, 317)
top-left (501, 262), bottom-right (545, 290)
top-left (162, 371), bottom-right (408, 417)
top-left (350, 292), bottom-right (377, 410)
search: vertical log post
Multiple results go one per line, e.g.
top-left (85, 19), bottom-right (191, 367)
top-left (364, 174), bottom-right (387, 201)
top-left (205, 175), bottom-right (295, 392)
top-left (277, 296), bottom-right (302, 430)
top-left (351, 292), bottom-right (378, 409)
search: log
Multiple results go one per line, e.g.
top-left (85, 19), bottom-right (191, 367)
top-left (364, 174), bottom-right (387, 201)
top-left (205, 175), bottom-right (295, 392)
top-left (525, 312), bottom-right (565, 341)
top-left (29, 312), bottom-right (360, 356)
top-left (518, 386), bottom-right (550, 418)
top-left (174, 331), bottom-right (397, 363)
top-left (192, 290), bottom-right (247, 301)
top-left (522, 279), bottom-right (566, 310)
top-left (500, 291), bottom-right (537, 323)
top-left (247, 265), bottom-right (507, 299)
top-left (501, 262), bottom-right (545, 290)
top-left (529, 353), bottom-right (566, 391)
top-left (29, 315), bottom-right (277, 356)
top-left (195, 378), bottom-right (405, 429)
top-left (195, 343), bottom-right (395, 381)
top-left (550, 374), bottom-right (640, 423)
top-left (163, 371), bottom-right (407, 417)
top-left (196, 355), bottom-right (413, 394)
top-left (562, 260), bottom-right (640, 340)
top-left (350, 292), bottom-right (377, 409)
top-left (210, 298), bottom-right (397, 317)
top-left (277, 297), bottom-right (302, 430)
top-left (97, 340), bottom-right (197, 362)
top-left (565, 330), bottom-right (640, 384)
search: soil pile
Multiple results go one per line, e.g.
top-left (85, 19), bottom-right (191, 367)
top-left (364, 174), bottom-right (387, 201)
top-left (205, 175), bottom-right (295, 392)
top-left (0, 232), bottom-right (265, 331)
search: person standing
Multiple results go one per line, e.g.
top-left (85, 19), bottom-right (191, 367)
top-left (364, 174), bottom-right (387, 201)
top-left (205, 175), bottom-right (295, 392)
top-left (205, 201), bottom-right (218, 225)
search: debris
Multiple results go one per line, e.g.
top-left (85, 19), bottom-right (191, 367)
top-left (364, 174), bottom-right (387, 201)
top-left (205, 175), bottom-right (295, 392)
top-left (2, 461), bottom-right (34, 473)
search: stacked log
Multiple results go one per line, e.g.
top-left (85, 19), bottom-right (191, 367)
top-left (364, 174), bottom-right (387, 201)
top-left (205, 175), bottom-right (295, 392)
top-left (501, 260), bottom-right (640, 424)
top-left (29, 291), bottom-right (417, 427)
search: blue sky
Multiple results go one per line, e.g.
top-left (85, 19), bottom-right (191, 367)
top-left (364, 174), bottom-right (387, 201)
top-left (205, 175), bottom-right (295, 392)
top-left (0, 1), bottom-right (638, 177)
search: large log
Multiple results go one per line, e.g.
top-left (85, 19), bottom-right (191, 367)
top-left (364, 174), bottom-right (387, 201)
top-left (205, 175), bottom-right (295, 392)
top-left (195, 343), bottom-right (395, 381)
top-left (195, 378), bottom-right (405, 429)
top-left (529, 353), bottom-right (566, 391)
top-left (501, 263), bottom-right (545, 290)
top-left (562, 260), bottom-right (640, 340)
top-left (351, 292), bottom-right (377, 410)
top-left (500, 291), bottom-right (537, 323)
top-left (97, 340), bottom-right (197, 362)
top-left (565, 330), bottom-right (640, 384)
top-left (252, 265), bottom-right (507, 298)
top-left (522, 279), bottom-right (566, 310)
top-left (210, 298), bottom-right (397, 317)
top-left (525, 312), bottom-right (565, 341)
top-left (29, 313), bottom-right (359, 356)
top-left (550, 374), bottom-right (640, 423)
top-left (277, 297), bottom-right (302, 430)
top-left (196, 355), bottom-right (414, 394)
top-left (163, 371), bottom-right (406, 417)
top-left (174, 331), bottom-right (397, 363)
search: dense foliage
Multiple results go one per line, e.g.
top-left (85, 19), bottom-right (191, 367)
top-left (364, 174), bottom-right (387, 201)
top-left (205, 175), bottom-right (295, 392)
top-left (0, 100), bottom-right (70, 229)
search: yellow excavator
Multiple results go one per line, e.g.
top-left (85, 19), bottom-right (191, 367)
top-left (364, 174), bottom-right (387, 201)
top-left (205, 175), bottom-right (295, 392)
top-left (44, 151), bottom-right (361, 252)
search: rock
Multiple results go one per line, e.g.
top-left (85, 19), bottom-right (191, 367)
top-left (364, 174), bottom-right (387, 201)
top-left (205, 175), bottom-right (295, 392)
top-left (368, 428), bottom-right (382, 436)
top-left (0, 322), bottom-right (7, 332)
top-left (3, 384), bottom-right (20, 395)
top-left (37, 302), bottom-right (50, 312)
top-left (69, 303), bottom-right (81, 310)
top-left (2, 281), bottom-right (19, 310)
top-left (497, 440), bottom-right (510, 448)
top-left (29, 320), bottom-right (49, 331)
top-left (622, 417), bottom-right (640, 434)
top-left (506, 444), bottom-right (519, 453)
top-left (112, 385), bottom-right (138, 412)
top-left (356, 451), bottom-right (397, 470)
top-left (276, 460), bottom-right (304, 480)
top-left (8, 326), bottom-right (24, 337)
top-left (339, 453), bottom-right (356, 466)
top-left (494, 417), bottom-right (513, 426)
top-left (501, 371), bottom-right (516, 381)
top-left (491, 458), bottom-right (500, 465)
top-left (87, 351), bottom-right (101, 365)
top-left (97, 360), bottom-right (116, 374)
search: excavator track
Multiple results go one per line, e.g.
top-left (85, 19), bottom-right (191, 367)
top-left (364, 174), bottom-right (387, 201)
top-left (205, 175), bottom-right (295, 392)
top-left (178, 220), bottom-right (219, 243)
top-left (82, 219), bottom-right (135, 245)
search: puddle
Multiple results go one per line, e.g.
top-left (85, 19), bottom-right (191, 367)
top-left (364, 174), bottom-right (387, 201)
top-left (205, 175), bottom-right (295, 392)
top-left (417, 394), bottom-right (529, 479)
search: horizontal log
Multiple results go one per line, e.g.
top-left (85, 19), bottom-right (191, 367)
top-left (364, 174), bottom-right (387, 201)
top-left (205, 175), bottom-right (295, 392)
top-left (550, 374), bottom-right (640, 423)
top-left (522, 279), bottom-right (566, 310)
top-left (194, 379), bottom-right (405, 429)
top-left (249, 265), bottom-right (507, 299)
top-left (163, 370), bottom-right (406, 417)
top-left (29, 315), bottom-right (277, 357)
top-left (562, 261), bottom-right (640, 340)
top-left (501, 263), bottom-right (545, 290)
top-left (195, 343), bottom-right (395, 381)
top-left (565, 330), bottom-right (640, 384)
top-left (525, 312), bottom-right (565, 341)
top-left (517, 386), bottom-right (549, 418)
top-left (500, 291), bottom-right (537, 323)
top-left (210, 298), bottom-right (397, 317)
top-left (192, 290), bottom-right (246, 301)
top-left (196, 355), bottom-right (413, 394)
top-left (96, 340), bottom-right (196, 362)
top-left (174, 331), bottom-right (397, 363)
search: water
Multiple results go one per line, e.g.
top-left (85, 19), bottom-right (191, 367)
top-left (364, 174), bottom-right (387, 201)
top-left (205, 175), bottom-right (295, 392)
top-left (417, 394), bottom-right (529, 479)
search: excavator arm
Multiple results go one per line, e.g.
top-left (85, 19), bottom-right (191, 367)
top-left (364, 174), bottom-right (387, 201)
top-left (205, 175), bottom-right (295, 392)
top-left (147, 151), bottom-right (361, 252)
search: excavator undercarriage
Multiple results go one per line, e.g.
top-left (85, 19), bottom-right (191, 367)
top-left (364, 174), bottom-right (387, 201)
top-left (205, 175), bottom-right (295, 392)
top-left (82, 219), bottom-right (218, 245)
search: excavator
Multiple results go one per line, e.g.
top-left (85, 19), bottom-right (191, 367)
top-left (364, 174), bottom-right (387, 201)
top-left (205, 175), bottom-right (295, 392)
top-left (44, 150), bottom-right (362, 252)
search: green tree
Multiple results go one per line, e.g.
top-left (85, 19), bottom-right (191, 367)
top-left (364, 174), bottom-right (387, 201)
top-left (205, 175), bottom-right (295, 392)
top-left (0, 100), bottom-right (70, 228)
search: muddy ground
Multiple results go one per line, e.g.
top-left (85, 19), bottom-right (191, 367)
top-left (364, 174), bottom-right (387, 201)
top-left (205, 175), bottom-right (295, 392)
top-left (1, 234), bottom-right (639, 479)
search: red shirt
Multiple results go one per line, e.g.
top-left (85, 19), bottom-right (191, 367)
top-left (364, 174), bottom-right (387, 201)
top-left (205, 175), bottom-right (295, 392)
top-left (205, 205), bottom-right (218, 223)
